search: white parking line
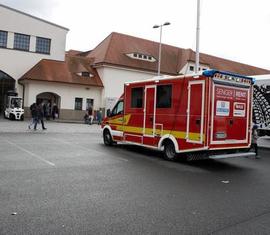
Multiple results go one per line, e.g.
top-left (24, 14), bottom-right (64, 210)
top-left (3, 139), bottom-right (56, 167)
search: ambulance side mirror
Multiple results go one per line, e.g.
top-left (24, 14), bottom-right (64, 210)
top-left (106, 109), bottom-right (111, 117)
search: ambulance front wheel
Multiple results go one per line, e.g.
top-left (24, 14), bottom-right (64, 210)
top-left (103, 129), bottom-right (115, 146)
top-left (163, 140), bottom-right (177, 161)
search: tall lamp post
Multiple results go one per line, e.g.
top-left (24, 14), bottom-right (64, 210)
top-left (195, 0), bottom-right (200, 73)
top-left (153, 22), bottom-right (170, 77)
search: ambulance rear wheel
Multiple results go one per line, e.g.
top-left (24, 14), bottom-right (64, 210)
top-left (103, 129), bottom-right (113, 146)
top-left (163, 140), bottom-right (177, 161)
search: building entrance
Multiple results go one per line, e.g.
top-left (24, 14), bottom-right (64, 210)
top-left (0, 71), bottom-right (15, 114)
top-left (36, 92), bottom-right (61, 119)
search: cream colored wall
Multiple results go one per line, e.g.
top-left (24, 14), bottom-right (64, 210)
top-left (25, 81), bottom-right (103, 111)
top-left (178, 62), bottom-right (210, 75)
top-left (98, 66), bottom-right (155, 110)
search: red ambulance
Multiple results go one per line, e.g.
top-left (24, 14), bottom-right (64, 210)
top-left (102, 70), bottom-right (256, 161)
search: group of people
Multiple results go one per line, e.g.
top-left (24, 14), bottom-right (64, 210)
top-left (28, 102), bottom-right (59, 130)
top-left (42, 102), bottom-right (59, 120)
top-left (84, 107), bottom-right (102, 125)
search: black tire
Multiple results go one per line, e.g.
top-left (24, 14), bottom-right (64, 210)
top-left (163, 140), bottom-right (177, 161)
top-left (20, 115), bottom-right (24, 121)
top-left (103, 129), bottom-right (113, 146)
top-left (9, 114), bottom-right (14, 120)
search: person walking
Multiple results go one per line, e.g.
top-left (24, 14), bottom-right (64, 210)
top-left (251, 124), bottom-right (259, 158)
top-left (97, 108), bottom-right (102, 125)
top-left (52, 103), bottom-right (59, 120)
top-left (28, 102), bottom-right (37, 129)
top-left (34, 102), bottom-right (47, 130)
top-left (88, 106), bottom-right (94, 125)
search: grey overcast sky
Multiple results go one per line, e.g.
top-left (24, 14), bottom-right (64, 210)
top-left (1, 0), bottom-right (270, 71)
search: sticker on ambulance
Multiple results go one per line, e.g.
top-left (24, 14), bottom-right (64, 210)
top-left (216, 101), bottom-right (230, 116)
top-left (233, 102), bottom-right (246, 117)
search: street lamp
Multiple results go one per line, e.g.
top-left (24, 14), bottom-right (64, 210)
top-left (153, 22), bottom-right (170, 77)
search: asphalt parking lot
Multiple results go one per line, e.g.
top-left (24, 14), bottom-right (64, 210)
top-left (1, 118), bottom-right (270, 234)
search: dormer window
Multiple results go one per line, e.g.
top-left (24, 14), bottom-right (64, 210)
top-left (82, 72), bottom-right (90, 77)
top-left (126, 52), bottom-right (156, 62)
top-left (77, 72), bottom-right (94, 77)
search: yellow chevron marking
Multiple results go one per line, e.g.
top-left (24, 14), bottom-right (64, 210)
top-left (108, 114), bottom-right (131, 125)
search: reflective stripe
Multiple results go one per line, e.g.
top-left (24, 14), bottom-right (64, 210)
top-left (111, 124), bottom-right (204, 141)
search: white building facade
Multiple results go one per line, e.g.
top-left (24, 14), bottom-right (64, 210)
top-left (0, 4), bottom-right (68, 89)
top-left (0, 4), bottom-right (104, 120)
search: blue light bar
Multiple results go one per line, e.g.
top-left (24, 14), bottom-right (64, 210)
top-left (202, 70), bottom-right (255, 84)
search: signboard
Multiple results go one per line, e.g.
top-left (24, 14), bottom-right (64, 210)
top-left (233, 102), bottom-right (246, 117)
top-left (216, 100), bottom-right (230, 116)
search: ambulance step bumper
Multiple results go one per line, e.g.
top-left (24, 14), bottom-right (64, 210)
top-left (209, 152), bottom-right (256, 159)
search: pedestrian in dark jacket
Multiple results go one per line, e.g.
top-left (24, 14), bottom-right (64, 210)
top-left (52, 103), bottom-right (59, 120)
top-left (252, 125), bottom-right (259, 158)
top-left (97, 109), bottom-right (102, 125)
top-left (34, 103), bottom-right (47, 130)
top-left (28, 103), bottom-right (37, 129)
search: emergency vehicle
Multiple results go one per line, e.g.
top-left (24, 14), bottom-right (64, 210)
top-left (102, 70), bottom-right (256, 161)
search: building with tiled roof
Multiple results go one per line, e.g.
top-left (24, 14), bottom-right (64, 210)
top-left (86, 32), bottom-right (270, 76)
top-left (2, 2), bottom-right (270, 121)
top-left (82, 32), bottom-right (270, 112)
top-left (19, 55), bottom-right (103, 119)
top-left (0, 4), bottom-right (104, 120)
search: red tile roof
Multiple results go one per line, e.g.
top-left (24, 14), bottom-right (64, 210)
top-left (85, 32), bottom-right (270, 76)
top-left (66, 50), bottom-right (83, 56)
top-left (19, 55), bottom-right (103, 87)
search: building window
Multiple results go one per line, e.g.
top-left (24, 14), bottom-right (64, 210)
top-left (75, 98), bottom-right (83, 110)
top-left (0, 31), bottom-right (8, 48)
top-left (76, 72), bottom-right (94, 77)
top-left (156, 85), bottom-right (172, 108)
top-left (81, 72), bottom-right (90, 77)
top-left (131, 87), bottom-right (143, 108)
top-left (36, 37), bottom-right (51, 54)
top-left (86, 98), bottom-right (94, 110)
top-left (126, 53), bottom-right (156, 62)
top-left (14, 33), bottom-right (30, 51)
top-left (189, 66), bottom-right (194, 71)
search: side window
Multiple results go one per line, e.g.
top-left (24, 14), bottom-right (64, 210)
top-left (111, 101), bottom-right (124, 116)
top-left (131, 87), bottom-right (143, 108)
top-left (156, 85), bottom-right (172, 108)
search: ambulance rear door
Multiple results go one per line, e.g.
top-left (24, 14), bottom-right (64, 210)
top-left (210, 73), bottom-right (252, 146)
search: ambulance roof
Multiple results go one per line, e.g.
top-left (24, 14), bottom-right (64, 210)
top-left (124, 70), bottom-right (254, 85)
